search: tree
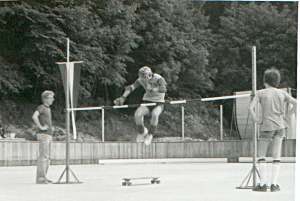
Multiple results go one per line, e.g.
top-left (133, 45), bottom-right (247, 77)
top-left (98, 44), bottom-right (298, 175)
top-left (0, 0), bottom-right (141, 104)
top-left (0, 3), bottom-right (66, 100)
top-left (210, 2), bottom-right (297, 95)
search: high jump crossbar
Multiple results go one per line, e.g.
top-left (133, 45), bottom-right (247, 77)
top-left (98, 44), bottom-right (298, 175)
top-left (67, 100), bottom-right (187, 112)
top-left (201, 94), bottom-right (251, 102)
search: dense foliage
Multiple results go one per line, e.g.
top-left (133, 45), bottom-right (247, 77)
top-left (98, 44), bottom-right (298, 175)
top-left (211, 3), bottom-right (297, 95)
top-left (0, 1), bottom-right (297, 101)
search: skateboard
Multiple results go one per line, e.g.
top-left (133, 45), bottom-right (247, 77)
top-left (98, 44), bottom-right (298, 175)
top-left (122, 177), bottom-right (160, 186)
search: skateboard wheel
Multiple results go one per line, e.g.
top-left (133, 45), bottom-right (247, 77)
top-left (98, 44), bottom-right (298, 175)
top-left (151, 180), bottom-right (155, 184)
top-left (127, 182), bottom-right (132, 186)
top-left (122, 182), bottom-right (127, 186)
top-left (156, 180), bottom-right (160, 184)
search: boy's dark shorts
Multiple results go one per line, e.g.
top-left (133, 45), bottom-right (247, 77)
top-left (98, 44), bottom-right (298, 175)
top-left (142, 101), bottom-right (165, 113)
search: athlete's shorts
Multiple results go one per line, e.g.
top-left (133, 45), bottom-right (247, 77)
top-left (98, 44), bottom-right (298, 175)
top-left (142, 101), bottom-right (164, 113)
top-left (257, 129), bottom-right (286, 160)
top-left (259, 129), bottom-right (286, 139)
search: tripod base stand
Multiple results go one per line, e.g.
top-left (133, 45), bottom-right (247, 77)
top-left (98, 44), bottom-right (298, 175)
top-left (236, 164), bottom-right (260, 189)
top-left (54, 166), bottom-right (82, 184)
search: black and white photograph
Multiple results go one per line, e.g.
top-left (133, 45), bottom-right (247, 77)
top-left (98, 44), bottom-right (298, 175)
top-left (0, 0), bottom-right (298, 201)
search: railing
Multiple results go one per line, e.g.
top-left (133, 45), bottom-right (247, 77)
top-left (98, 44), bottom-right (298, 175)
top-left (68, 94), bottom-right (252, 142)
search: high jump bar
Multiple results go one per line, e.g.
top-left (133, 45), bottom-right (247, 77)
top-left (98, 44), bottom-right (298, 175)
top-left (67, 100), bottom-right (187, 112)
top-left (201, 93), bottom-right (251, 102)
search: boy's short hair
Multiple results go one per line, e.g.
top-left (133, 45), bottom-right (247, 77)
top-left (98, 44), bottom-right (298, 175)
top-left (263, 68), bottom-right (281, 87)
top-left (41, 90), bottom-right (55, 100)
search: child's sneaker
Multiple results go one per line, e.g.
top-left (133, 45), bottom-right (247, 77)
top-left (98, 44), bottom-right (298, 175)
top-left (136, 127), bottom-right (148, 143)
top-left (36, 178), bottom-right (50, 184)
top-left (252, 184), bottom-right (267, 192)
top-left (144, 134), bottom-right (153, 146)
top-left (46, 179), bottom-right (53, 183)
top-left (270, 184), bottom-right (280, 192)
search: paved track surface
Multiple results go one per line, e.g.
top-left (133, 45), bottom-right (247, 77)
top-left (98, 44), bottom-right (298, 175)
top-left (0, 162), bottom-right (295, 201)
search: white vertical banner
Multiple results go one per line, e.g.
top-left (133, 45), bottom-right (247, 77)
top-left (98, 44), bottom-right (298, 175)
top-left (68, 62), bottom-right (77, 139)
top-left (57, 38), bottom-right (82, 141)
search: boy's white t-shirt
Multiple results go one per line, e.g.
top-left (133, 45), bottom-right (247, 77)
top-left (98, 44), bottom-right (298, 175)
top-left (257, 87), bottom-right (292, 131)
top-left (133, 73), bottom-right (167, 103)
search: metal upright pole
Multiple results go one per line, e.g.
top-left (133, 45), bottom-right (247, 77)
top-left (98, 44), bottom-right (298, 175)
top-left (181, 105), bottom-right (185, 140)
top-left (251, 46), bottom-right (257, 188)
top-left (65, 38), bottom-right (70, 183)
top-left (220, 104), bottom-right (223, 140)
top-left (236, 46), bottom-right (259, 190)
top-left (101, 108), bottom-right (105, 142)
top-left (55, 38), bottom-right (81, 184)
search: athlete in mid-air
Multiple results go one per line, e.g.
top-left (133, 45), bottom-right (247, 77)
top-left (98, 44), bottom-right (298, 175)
top-left (114, 66), bottom-right (167, 145)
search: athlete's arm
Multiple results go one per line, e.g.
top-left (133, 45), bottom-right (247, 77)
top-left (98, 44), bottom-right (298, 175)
top-left (114, 80), bottom-right (141, 105)
top-left (122, 80), bottom-right (141, 98)
top-left (285, 92), bottom-right (297, 115)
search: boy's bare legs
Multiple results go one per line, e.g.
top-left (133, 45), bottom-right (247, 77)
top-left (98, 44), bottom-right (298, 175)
top-left (255, 130), bottom-right (284, 192)
top-left (270, 129), bottom-right (285, 192)
top-left (134, 106), bottom-right (150, 142)
top-left (257, 138), bottom-right (270, 189)
top-left (144, 105), bottom-right (164, 145)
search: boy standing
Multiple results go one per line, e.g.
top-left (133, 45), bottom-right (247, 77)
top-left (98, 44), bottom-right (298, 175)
top-left (32, 90), bottom-right (55, 184)
top-left (114, 66), bottom-right (167, 145)
top-left (250, 68), bottom-right (297, 192)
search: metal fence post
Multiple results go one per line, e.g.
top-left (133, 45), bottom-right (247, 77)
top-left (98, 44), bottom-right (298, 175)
top-left (101, 108), bottom-right (105, 142)
top-left (181, 105), bottom-right (185, 140)
top-left (220, 104), bottom-right (223, 140)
